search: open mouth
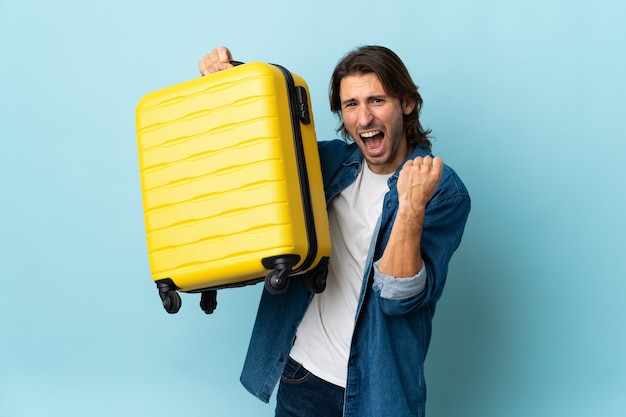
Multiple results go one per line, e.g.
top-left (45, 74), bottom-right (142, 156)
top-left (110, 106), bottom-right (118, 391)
top-left (360, 130), bottom-right (385, 152)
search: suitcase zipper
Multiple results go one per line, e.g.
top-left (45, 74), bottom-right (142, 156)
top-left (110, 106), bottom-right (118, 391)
top-left (268, 64), bottom-right (318, 275)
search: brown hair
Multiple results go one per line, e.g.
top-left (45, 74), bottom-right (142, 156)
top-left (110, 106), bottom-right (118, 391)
top-left (329, 45), bottom-right (431, 150)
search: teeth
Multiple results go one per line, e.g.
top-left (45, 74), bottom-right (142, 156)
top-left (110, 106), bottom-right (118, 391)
top-left (360, 131), bottom-right (380, 138)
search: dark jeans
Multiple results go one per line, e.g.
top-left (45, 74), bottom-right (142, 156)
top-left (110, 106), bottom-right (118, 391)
top-left (275, 356), bottom-right (345, 417)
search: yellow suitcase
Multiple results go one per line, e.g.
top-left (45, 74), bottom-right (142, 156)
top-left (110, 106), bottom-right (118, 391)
top-left (136, 62), bottom-right (331, 314)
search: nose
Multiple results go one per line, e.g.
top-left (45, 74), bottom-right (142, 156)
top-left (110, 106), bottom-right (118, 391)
top-left (357, 105), bottom-right (373, 128)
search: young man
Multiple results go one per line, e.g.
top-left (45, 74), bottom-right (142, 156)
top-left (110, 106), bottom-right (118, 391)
top-left (199, 46), bottom-right (471, 417)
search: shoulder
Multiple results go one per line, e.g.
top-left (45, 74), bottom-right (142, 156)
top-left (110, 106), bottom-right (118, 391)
top-left (317, 139), bottom-right (361, 169)
top-left (440, 163), bottom-right (469, 197)
top-left (406, 147), bottom-right (469, 199)
top-left (427, 164), bottom-right (472, 219)
top-left (318, 138), bottom-right (355, 155)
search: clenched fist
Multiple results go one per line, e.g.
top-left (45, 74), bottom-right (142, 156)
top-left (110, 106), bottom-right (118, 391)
top-left (396, 156), bottom-right (443, 213)
top-left (198, 47), bottom-right (234, 75)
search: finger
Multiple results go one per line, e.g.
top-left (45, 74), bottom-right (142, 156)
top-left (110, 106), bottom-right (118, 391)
top-left (199, 54), bottom-right (215, 75)
top-left (216, 62), bottom-right (234, 71)
top-left (198, 56), bottom-right (207, 75)
top-left (430, 157), bottom-right (444, 181)
top-left (200, 48), bottom-right (235, 75)
top-left (408, 156), bottom-right (429, 175)
top-left (418, 156), bottom-right (433, 167)
top-left (216, 47), bottom-right (233, 64)
top-left (414, 155), bottom-right (442, 171)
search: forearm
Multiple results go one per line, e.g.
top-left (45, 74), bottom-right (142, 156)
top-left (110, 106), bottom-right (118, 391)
top-left (377, 206), bottom-right (425, 278)
top-left (378, 155), bottom-right (441, 277)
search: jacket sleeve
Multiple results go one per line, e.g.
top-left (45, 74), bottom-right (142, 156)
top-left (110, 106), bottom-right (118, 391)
top-left (372, 261), bottom-right (427, 299)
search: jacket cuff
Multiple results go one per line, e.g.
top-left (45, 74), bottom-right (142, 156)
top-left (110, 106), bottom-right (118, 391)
top-left (372, 261), bottom-right (427, 300)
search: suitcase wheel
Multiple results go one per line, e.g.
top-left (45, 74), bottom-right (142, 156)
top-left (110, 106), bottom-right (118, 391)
top-left (156, 279), bottom-right (182, 314)
top-left (307, 257), bottom-right (329, 294)
top-left (161, 290), bottom-right (181, 314)
top-left (265, 269), bottom-right (290, 295)
top-left (200, 290), bottom-right (218, 314)
top-left (307, 270), bottom-right (327, 294)
top-left (262, 255), bottom-right (300, 295)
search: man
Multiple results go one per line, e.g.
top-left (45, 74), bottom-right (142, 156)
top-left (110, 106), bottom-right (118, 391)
top-left (199, 46), bottom-right (471, 417)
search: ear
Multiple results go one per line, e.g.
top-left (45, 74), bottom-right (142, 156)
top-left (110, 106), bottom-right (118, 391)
top-left (402, 97), bottom-right (416, 115)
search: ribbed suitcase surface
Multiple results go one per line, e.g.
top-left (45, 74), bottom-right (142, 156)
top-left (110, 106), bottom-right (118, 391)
top-left (136, 62), bottom-right (331, 313)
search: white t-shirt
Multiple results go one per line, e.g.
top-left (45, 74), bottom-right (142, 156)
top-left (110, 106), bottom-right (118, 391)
top-left (289, 163), bottom-right (392, 387)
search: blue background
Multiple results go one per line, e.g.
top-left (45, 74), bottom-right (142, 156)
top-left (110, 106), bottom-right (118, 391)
top-left (1, 0), bottom-right (625, 416)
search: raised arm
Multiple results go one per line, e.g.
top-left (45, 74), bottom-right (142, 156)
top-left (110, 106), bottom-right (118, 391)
top-left (377, 155), bottom-right (443, 278)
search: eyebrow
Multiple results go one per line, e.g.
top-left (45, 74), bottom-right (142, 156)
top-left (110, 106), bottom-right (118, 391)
top-left (341, 94), bottom-right (387, 106)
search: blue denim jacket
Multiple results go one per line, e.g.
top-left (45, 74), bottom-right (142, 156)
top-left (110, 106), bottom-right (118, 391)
top-left (240, 140), bottom-right (471, 416)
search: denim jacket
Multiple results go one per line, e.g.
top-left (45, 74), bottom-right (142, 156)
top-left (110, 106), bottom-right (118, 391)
top-left (240, 140), bottom-right (471, 417)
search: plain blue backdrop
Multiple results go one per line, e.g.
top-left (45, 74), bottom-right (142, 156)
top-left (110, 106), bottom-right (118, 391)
top-left (1, 0), bottom-right (625, 416)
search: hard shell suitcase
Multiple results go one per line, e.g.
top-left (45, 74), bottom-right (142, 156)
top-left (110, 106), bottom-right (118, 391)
top-left (136, 62), bottom-right (331, 314)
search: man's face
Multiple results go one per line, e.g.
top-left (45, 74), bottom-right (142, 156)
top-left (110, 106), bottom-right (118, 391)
top-left (339, 72), bottom-right (415, 175)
